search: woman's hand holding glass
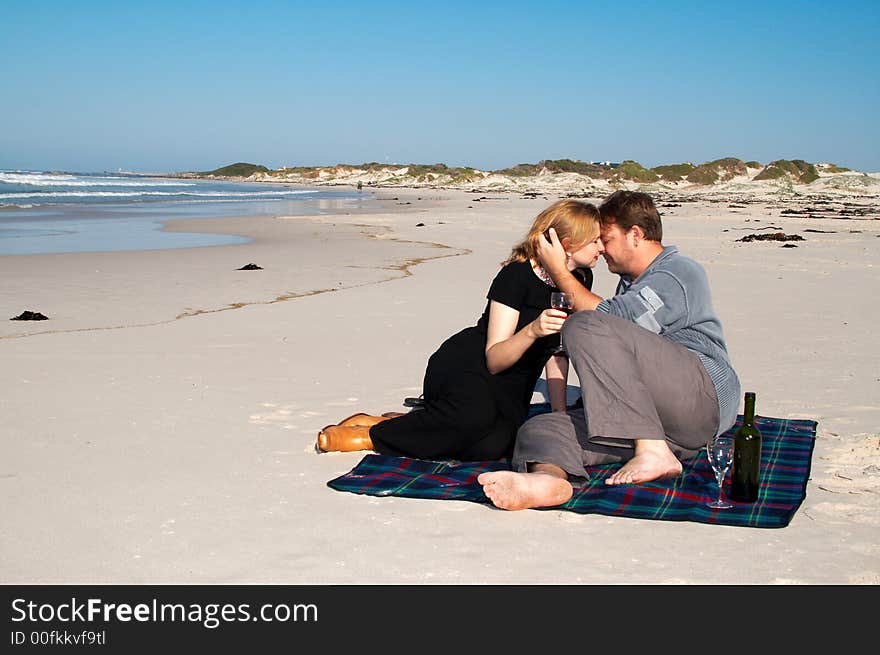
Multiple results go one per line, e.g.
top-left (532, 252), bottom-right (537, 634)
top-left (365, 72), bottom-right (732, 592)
top-left (530, 308), bottom-right (568, 339)
top-left (549, 292), bottom-right (574, 354)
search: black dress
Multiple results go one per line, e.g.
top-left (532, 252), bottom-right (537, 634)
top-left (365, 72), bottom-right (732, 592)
top-left (369, 260), bottom-right (593, 460)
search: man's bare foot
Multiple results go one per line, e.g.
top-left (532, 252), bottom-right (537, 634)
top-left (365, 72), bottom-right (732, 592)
top-left (477, 471), bottom-right (573, 510)
top-left (605, 442), bottom-right (682, 485)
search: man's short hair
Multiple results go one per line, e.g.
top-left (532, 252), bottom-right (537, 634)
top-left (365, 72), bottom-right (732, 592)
top-left (599, 190), bottom-right (662, 241)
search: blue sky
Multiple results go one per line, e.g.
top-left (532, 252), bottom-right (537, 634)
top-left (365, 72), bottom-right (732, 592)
top-left (2, 0), bottom-right (878, 173)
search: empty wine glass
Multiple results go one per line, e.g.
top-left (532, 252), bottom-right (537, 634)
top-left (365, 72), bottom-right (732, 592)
top-left (550, 291), bottom-right (573, 354)
top-left (706, 434), bottom-right (735, 509)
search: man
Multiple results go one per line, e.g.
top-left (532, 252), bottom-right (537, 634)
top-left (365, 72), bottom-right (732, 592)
top-left (478, 190), bottom-right (741, 510)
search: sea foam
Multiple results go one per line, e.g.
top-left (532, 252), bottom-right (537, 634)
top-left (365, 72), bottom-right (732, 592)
top-left (0, 172), bottom-right (195, 187)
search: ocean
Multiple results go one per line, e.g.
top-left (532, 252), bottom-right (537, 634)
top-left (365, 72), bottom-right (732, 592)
top-left (0, 171), bottom-right (368, 256)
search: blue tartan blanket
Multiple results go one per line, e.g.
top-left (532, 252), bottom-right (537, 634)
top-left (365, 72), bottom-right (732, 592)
top-left (327, 404), bottom-right (817, 528)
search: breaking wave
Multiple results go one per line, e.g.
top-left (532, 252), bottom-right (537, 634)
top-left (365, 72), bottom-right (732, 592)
top-left (0, 170), bottom-right (320, 206)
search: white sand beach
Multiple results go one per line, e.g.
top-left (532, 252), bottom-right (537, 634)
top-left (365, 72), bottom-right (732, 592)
top-left (2, 188), bottom-right (878, 584)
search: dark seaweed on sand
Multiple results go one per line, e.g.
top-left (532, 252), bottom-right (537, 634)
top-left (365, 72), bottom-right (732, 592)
top-left (10, 310), bottom-right (48, 321)
top-left (736, 232), bottom-right (805, 243)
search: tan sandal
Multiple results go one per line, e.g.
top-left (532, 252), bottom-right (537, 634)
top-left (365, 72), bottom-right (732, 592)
top-left (316, 425), bottom-right (374, 453)
top-left (337, 413), bottom-right (390, 428)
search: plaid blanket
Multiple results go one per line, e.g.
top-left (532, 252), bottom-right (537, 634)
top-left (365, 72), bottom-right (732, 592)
top-left (327, 404), bottom-right (817, 528)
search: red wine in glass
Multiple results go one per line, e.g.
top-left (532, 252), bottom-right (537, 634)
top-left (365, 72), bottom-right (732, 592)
top-left (550, 292), bottom-right (573, 353)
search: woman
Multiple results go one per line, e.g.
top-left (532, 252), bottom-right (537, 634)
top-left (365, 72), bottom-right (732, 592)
top-left (317, 199), bottom-right (604, 460)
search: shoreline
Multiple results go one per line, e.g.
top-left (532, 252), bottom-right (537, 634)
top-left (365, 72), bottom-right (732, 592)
top-left (2, 187), bottom-right (878, 584)
top-left (1, 188), bottom-right (465, 340)
top-left (0, 182), bottom-right (373, 257)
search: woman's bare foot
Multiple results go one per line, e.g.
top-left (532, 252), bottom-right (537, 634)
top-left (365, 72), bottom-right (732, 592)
top-left (605, 440), bottom-right (682, 485)
top-left (477, 471), bottom-right (573, 510)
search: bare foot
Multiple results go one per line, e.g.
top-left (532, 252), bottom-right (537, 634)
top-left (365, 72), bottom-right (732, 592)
top-left (477, 471), bottom-right (573, 510)
top-left (605, 444), bottom-right (682, 485)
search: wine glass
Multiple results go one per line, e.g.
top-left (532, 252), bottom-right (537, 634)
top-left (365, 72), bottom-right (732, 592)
top-left (549, 292), bottom-right (573, 354)
top-left (706, 435), bottom-right (735, 509)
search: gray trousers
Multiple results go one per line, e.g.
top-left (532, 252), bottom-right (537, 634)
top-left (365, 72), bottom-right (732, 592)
top-left (513, 311), bottom-right (719, 481)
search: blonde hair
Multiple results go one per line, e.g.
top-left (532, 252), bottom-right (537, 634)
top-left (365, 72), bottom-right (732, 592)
top-left (503, 199), bottom-right (600, 265)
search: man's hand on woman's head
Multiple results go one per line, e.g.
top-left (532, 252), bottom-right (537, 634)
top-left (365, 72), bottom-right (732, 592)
top-left (540, 227), bottom-right (605, 312)
top-left (537, 227), bottom-right (568, 276)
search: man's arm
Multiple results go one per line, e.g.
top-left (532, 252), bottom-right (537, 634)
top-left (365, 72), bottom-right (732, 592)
top-left (538, 228), bottom-right (603, 311)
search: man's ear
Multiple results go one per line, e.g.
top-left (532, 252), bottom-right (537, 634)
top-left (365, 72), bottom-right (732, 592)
top-left (629, 225), bottom-right (645, 243)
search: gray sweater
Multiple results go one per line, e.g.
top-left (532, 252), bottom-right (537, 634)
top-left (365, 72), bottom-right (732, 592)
top-left (595, 245), bottom-right (741, 435)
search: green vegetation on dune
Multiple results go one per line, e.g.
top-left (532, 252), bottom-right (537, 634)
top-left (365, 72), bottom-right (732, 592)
top-left (650, 163), bottom-right (696, 181)
top-left (404, 163), bottom-right (451, 175)
top-left (686, 168), bottom-right (719, 185)
top-left (539, 159), bottom-right (610, 177)
top-left (196, 157), bottom-right (844, 188)
top-left (753, 159), bottom-right (819, 184)
top-left (398, 163), bottom-right (480, 183)
top-left (496, 159), bottom-right (610, 177)
top-left (493, 163), bottom-right (543, 177)
top-left (273, 161), bottom-right (482, 182)
top-left (613, 160), bottom-right (659, 183)
top-left (404, 163), bottom-right (476, 177)
top-left (448, 169), bottom-right (482, 183)
top-left (686, 158), bottom-right (747, 185)
top-left (753, 166), bottom-right (786, 180)
top-left (200, 162), bottom-right (269, 177)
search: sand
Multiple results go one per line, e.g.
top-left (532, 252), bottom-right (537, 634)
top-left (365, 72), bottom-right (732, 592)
top-left (1, 188), bottom-right (878, 584)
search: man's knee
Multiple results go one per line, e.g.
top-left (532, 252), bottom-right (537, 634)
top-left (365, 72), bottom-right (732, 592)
top-left (517, 411), bottom-right (568, 444)
top-left (561, 310), bottom-right (615, 346)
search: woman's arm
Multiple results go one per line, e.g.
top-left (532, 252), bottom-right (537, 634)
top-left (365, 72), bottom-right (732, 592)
top-left (544, 353), bottom-right (569, 412)
top-left (484, 300), bottom-right (566, 375)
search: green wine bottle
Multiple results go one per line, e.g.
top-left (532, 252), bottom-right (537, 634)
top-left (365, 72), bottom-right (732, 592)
top-left (730, 391), bottom-right (762, 502)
